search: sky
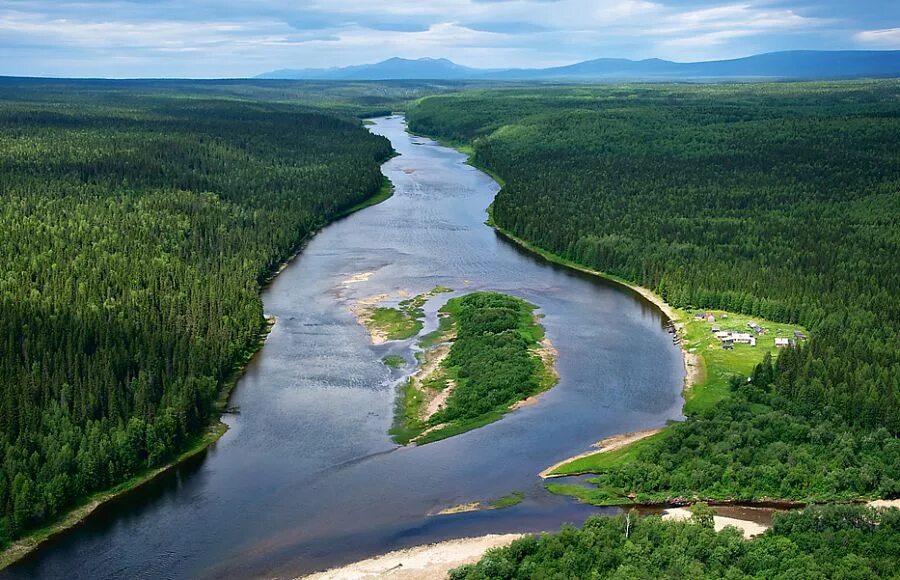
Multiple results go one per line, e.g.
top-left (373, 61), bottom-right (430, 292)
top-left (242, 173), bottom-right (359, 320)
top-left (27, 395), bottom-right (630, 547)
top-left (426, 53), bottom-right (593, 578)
top-left (1, 0), bottom-right (899, 78)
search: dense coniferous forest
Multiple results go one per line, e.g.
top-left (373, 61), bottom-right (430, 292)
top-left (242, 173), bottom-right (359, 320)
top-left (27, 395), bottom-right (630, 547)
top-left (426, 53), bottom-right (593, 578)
top-left (408, 81), bottom-right (900, 501)
top-left (0, 89), bottom-right (392, 544)
top-left (452, 505), bottom-right (900, 578)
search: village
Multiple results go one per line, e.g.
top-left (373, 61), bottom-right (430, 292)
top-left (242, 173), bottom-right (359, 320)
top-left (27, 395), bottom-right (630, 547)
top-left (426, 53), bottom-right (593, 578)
top-left (693, 311), bottom-right (807, 351)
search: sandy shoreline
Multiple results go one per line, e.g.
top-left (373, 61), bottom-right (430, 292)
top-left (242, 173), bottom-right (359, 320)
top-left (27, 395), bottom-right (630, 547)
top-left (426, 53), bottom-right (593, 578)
top-left (306, 499), bottom-right (900, 579)
top-left (661, 507), bottom-right (768, 538)
top-left (301, 534), bottom-right (523, 580)
top-left (539, 428), bottom-right (663, 479)
top-left (349, 292), bottom-right (392, 344)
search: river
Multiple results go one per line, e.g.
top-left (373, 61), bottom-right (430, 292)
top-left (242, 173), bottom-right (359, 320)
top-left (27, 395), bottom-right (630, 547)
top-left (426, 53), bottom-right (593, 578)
top-left (4, 116), bottom-right (685, 579)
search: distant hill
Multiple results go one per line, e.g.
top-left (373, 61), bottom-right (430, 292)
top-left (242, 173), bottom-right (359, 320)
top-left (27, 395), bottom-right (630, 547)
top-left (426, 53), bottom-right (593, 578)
top-left (258, 51), bottom-right (900, 81)
top-left (257, 57), bottom-right (486, 80)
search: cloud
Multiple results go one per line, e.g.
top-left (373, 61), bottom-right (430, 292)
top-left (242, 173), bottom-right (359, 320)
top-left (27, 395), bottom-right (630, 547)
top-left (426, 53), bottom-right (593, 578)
top-left (651, 2), bottom-right (827, 57)
top-left (0, 0), bottom-right (881, 77)
top-left (855, 28), bottom-right (900, 47)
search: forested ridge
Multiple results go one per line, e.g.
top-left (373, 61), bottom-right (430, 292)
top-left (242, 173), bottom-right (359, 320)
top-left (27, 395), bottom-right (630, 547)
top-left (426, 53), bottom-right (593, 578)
top-left (0, 91), bottom-right (392, 545)
top-left (408, 81), bottom-right (900, 502)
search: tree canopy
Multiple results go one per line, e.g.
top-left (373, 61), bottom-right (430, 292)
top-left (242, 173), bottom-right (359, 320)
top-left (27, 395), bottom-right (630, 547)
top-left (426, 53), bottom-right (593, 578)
top-left (0, 90), bottom-right (392, 544)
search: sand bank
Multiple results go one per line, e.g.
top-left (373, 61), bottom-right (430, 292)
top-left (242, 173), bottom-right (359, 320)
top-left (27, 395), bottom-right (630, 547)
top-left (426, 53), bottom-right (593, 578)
top-left (302, 534), bottom-right (523, 580)
top-left (539, 428), bottom-right (663, 479)
top-left (661, 507), bottom-right (768, 538)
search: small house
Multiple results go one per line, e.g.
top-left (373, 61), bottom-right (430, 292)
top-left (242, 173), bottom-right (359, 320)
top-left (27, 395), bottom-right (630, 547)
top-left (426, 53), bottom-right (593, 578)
top-left (793, 330), bottom-right (807, 340)
top-left (705, 315), bottom-right (716, 323)
top-left (732, 333), bottom-right (754, 344)
top-left (711, 326), bottom-right (721, 333)
top-left (723, 342), bottom-right (734, 350)
top-left (775, 338), bottom-right (790, 348)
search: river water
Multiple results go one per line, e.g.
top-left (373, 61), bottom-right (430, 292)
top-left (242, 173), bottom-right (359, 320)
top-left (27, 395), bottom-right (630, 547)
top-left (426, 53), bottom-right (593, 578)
top-left (5, 116), bottom-right (685, 579)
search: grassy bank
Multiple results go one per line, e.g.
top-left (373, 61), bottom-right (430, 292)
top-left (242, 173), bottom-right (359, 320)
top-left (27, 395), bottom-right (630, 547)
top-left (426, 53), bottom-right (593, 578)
top-left (391, 291), bottom-right (557, 445)
top-left (545, 308), bottom-right (807, 484)
top-left (334, 175), bottom-right (395, 219)
top-left (402, 119), bottom-right (506, 188)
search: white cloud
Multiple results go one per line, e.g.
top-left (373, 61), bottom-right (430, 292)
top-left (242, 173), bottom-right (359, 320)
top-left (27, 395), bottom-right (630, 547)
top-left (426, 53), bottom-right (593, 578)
top-left (0, 0), bottom-right (854, 76)
top-left (855, 28), bottom-right (900, 47)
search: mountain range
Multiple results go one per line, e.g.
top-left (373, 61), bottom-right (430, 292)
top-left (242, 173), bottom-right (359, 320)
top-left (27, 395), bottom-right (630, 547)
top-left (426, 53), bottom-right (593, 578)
top-left (257, 51), bottom-right (900, 81)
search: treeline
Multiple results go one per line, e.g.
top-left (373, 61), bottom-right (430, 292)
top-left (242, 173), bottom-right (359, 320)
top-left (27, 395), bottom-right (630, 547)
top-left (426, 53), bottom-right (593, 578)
top-left (452, 505), bottom-right (900, 579)
top-left (0, 93), bottom-right (392, 544)
top-left (408, 81), bottom-right (900, 440)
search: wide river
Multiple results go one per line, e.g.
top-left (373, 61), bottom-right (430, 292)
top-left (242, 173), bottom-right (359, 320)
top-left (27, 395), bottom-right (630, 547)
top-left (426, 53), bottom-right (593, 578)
top-left (6, 116), bottom-right (685, 579)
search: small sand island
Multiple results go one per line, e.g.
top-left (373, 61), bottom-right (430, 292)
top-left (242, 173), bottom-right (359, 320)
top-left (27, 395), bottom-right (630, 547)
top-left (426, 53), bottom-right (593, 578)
top-left (390, 291), bottom-right (558, 446)
top-left (351, 286), bottom-right (452, 344)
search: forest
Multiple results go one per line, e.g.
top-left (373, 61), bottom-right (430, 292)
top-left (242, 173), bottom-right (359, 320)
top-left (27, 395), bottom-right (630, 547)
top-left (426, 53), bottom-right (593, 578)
top-left (451, 505), bottom-right (900, 579)
top-left (0, 89), bottom-right (392, 545)
top-left (430, 292), bottom-right (548, 427)
top-left (408, 81), bottom-right (900, 501)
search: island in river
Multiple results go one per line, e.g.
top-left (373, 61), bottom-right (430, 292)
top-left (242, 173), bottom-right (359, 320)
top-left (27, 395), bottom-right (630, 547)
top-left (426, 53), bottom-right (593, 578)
top-left (353, 290), bottom-right (558, 445)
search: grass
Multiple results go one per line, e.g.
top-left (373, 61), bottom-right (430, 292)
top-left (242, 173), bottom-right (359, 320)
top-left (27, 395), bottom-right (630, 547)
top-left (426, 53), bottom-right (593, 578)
top-left (382, 354), bottom-right (406, 369)
top-left (334, 176), bottom-right (395, 219)
top-left (549, 430), bottom-right (671, 477)
top-left (414, 409), bottom-right (507, 445)
top-left (489, 491), bottom-right (525, 509)
top-left (370, 306), bottom-right (425, 341)
top-left (388, 378), bottom-right (427, 445)
top-left (545, 310), bottom-right (807, 482)
top-left (483, 205), bottom-right (813, 502)
top-left (418, 314), bottom-right (454, 348)
top-left (407, 127), bottom-right (506, 188)
top-left (545, 483), bottom-right (632, 506)
top-left (681, 310), bottom-right (807, 415)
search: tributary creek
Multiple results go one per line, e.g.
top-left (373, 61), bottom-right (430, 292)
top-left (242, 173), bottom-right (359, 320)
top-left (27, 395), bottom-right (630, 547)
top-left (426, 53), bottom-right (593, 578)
top-left (5, 116), bottom-right (685, 579)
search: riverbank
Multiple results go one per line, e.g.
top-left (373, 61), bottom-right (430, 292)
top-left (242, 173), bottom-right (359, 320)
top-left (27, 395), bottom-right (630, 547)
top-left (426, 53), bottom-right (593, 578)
top-left (0, 177), bottom-right (396, 571)
top-left (538, 429), bottom-right (663, 479)
top-left (302, 533), bottom-right (524, 580)
top-left (429, 135), bottom-right (811, 504)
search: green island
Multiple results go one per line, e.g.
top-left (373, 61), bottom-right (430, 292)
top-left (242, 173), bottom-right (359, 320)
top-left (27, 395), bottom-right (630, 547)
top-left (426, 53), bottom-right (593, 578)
top-left (381, 354), bottom-right (407, 369)
top-left (434, 490), bottom-right (526, 516)
top-left (408, 81), bottom-right (899, 509)
top-left (390, 291), bottom-right (558, 445)
top-left (488, 491), bottom-right (525, 510)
